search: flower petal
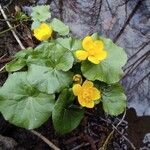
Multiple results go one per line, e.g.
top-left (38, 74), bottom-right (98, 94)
top-left (91, 87), bottom-right (101, 100)
top-left (72, 84), bottom-right (82, 96)
top-left (78, 96), bottom-right (94, 108)
top-left (88, 56), bottom-right (100, 64)
top-left (82, 80), bottom-right (93, 88)
top-left (95, 50), bottom-right (107, 61)
top-left (85, 101), bottom-right (94, 108)
top-left (82, 36), bottom-right (93, 50)
top-left (94, 40), bottom-right (104, 50)
top-left (75, 50), bottom-right (88, 60)
top-left (78, 95), bottom-right (86, 107)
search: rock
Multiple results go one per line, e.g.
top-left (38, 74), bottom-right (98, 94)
top-left (0, 134), bottom-right (17, 150)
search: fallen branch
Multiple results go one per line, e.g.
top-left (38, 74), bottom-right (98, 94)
top-left (31, 130), bottom-right (60, 150)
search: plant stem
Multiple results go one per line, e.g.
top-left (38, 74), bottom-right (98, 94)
top-left (0, 25), bottom-right (20, 36)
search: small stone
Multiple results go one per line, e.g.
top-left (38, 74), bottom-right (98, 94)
top-left (0, 134), bottom-right (17, 150)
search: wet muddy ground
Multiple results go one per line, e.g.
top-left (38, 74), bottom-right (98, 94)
top-left (0, 0), bottom-right (150, 149)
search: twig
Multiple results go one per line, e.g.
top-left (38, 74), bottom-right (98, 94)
top-left (112, 125), bottom-right (136, 149)
top-left (0, 54), bottom-right (6, 73)
top-left (0, 54), bottom-right (7, 60)
top-left (0, 4), bottom-right (25, 49)
top-left (0, 24), bottom-right (20, 36)
top-left (0, 18), bottom-right (16, 21)
top-left (71, 140), bottom-right (99, 150)
top-left (0, 66), bottom-right (5, 72)
top-left (71, 142), bottom-right (90, 150)
top-left (31, 130), bottom-right (60, 150)
top-left (0, 4), bottom-right (25, 72)
top-left (99, 131), bottom-right (114, 150)
top-left (99, 110), bottom-right (126, 150)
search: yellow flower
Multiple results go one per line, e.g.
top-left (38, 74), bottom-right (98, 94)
top-left (73, 74), bottom-right (82, 84)
top-left (75, 36), bottom-right (107, 64)
top-left (72, 80), bottom-right (101, 108)
top-left (33, 23), bottom-right (53, 41)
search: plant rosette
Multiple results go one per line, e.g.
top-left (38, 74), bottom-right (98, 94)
top-left (0, 5), bottom-right (127, 134)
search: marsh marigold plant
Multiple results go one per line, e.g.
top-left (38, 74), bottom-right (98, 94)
top-left (0, 5), bottom-right (127, 135)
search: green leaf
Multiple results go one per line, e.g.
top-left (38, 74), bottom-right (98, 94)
top-left (81, 36), bottom-right (127, 84)
top-left (51, 18), bottom-right (69, 36)
top-left (5, 58), bottom-right (26, 72)
top-left (31, 5), bottom-right (51, 22)
top-left (56, 37), bottom-right (72, 49)
top-left (5, 48), bottom-right (34, 72)
top-left (15, 48), bottom-right (34, 58)
top-left (27, 64), bottom-right (73, 94)
top-left (31, 21), bottom-right (41, 30)
top-left (15, 12), bottom-right (29, 21)
top-left (91, 32), bottom-right (99, 40)
top-left (57, 37), bottom-right (82, 51)
top-left (102, 83), bottom-right (126, 116)
top-left (31, 42), bottom-right (74, 71)
top-left (0, 72), bottom-right (55, 129)
top-left (52, 89), bottom-right (84, 134)
top-left (71, 38), bottom-right (82, 51)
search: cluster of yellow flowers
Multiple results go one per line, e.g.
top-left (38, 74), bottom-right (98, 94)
top-left (33, 23), bottom-right (108, 108)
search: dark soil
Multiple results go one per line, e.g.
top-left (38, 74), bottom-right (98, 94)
top-left (0, 0), bottom-right (150, 149)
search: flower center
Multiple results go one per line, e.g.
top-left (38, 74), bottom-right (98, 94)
top-left (87, 44), bottom-right (97, 56)
top-left (82, 90), bottom-right (91, 101)
top-left (88, 50), bottom-right (95, 56)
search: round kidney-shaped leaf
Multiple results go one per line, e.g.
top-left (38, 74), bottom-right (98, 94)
top-left (56, 37), bottom-right (82, 51)
top-left (30, 42), bottom-right (74, 72)
top-left (102, 83), bottom-right (126, 116)
top-left (81, 36), bottom-right (127, 84)
top-left (0, 72), bottom-right (55, 129)
top-left (27, 64), bottom-right (73, 94)
top-left (31, 5), bottom-right (51, 22)
top-left (51, 18), bottom-right (69, 36)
